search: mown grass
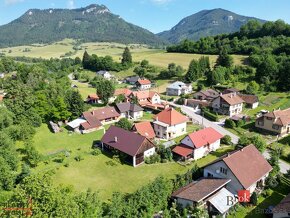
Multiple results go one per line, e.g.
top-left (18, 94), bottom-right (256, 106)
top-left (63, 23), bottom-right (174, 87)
top-left (4, 39), bottom-right (247, 69)
top-left (32, 124), bottom-right (235, 200)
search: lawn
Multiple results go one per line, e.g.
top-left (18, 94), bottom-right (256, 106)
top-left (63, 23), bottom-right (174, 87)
top-left (71, 80), bottom-right (96, 100)
top-left (245, 92), bottom-right (290, 117)
top-left (228, 176), bottom-right (290, 218)
top-left (4, 39), bottom-right (247, 69)
top-left (32, 124), bottom-right (235, 200)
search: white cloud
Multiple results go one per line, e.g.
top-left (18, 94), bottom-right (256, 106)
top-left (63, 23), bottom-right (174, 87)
top-left (150, 0), bottom-right (172, 5)
top-left (4, 0), bottom-right (24, 5)
top-left (67, 0), bottom-right (75, 9)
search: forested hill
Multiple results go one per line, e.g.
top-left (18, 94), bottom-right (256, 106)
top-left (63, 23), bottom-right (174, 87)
top-left (166, 20), bottom-right (290, 55)
top-left (0, 4), bottom-right (165, 48)
top-left (158, 8), bottom-right (266, 43)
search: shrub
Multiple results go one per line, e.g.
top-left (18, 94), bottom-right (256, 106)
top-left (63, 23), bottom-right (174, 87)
top-left (74, 155), bottom-right (84, 162)
top-left (202, 109), bottom-right (219, 121)
top-left (262, 189), bottom-right (272, 198)
top-left (64, 163), bottom-right (69, 167)
top-left (221, 135), bottom-right (232, 145)
top-left (250, 192), bottom-right (258, 205)
top-left (145, 153), bottom-right (161, 164)
top-left (91, 148), bottom-right (102, 156)
top-left (225, 119), bottom-right (236, 128)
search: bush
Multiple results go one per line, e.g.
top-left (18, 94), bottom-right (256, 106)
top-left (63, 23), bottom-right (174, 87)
top-left (262, 189), bottom-right (272, 198)
top-left (145, 153), bottom-right (161, 164)
top-left (250, 192), bottom-right (258, 205)
top-left (91, 148), bottom-right (101, 156)
top-left (221, 135), bottom-right (232, 145)
top-left (64, 163), bottom-right (69, 167)
top-left (202, 109), bottom-right (219, 121)
top-left (225, 119), bottom-right (236, 128)
top-left (236, 119), bottom-right (245, 127)
top-left (74, 155), bottom-right (84, 162)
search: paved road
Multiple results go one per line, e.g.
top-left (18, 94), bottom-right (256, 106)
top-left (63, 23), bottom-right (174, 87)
top-left (163, 100), bottom-right (240, 144)
top-left (181, 105), bottom-right (240, 144)
top-left (263, 150), bottom-right (290, 174)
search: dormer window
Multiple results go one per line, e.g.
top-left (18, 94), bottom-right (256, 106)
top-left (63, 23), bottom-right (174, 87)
top-left (220, 167), bottom-right (228, 175)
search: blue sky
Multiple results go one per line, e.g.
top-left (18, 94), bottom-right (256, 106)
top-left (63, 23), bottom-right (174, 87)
top-left (0, 0), bottom-right (290, 33)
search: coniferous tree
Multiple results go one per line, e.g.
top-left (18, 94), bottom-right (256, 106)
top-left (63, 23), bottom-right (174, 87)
top-left (82, 51), bottom-right (91, 69)
top-left (122, 47), bottom-right (132, 65)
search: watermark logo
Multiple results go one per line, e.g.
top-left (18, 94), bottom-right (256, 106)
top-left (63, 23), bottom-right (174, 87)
top-left (227, 190), bottom-right (250, 206)
top-left (0, 197), bottom-right (32, 216)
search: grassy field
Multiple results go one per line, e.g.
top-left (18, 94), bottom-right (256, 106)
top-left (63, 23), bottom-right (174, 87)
top-left (3, 39), bottom-right (247, 69)
top-left (32, 124), bottom-right (235, 200)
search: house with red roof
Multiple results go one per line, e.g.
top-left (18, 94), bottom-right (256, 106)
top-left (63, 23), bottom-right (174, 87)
top-left (204, 144), bottom-right (272, 195)
top-left (86, 94), bottom-right (100, 104)
top-left (136, 79), bottom-right (152, 90)
top-left (132, 121), bottom-right (156, 140)
top-left (153, 108), bottom-right (188, 140)
top-left (101, 126), bottom-right (156, 167)
top-left (109, 88), bottom-right (132, 103)
top-left (129, 90), bottom-right (167, 110)
top-left (172, 127), bottom-right (223, 160)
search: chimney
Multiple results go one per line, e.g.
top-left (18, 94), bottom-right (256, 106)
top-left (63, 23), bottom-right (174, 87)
top-left (230, 93), bottom-right (233, 98)
top-left (114, 137), bottom-right (118, 142)
top-left (184, 99), bottom-right (188, 106)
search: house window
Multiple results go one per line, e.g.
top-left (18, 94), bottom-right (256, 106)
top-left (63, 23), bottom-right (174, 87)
top-left (220, 167), bottom-right (228, 175)
top-left (272, 124), bottom-right (280, 130)
top-left (258, 121), bottom-right (264, 126)
top-left (207, 172), bottom-right (213, 177)
top-left (182, 128), bottom-right (185, 132)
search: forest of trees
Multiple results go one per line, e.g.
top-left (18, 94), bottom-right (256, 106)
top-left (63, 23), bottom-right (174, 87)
top-left (166, 20), bottom-right (290, 91)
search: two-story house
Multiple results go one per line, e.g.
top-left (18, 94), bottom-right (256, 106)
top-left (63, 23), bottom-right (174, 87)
top-left (129, 91), bottom-right (167, 110)
top-left (166, 81), bottom-right (193, 96)
top-left (203, 144), bottom-right (272, 195)
top-left (212, 92), bottom-right (244, 117)
top-left (136, 79), bottom-right (152, 90)
top-left (172, 127), bottom-right (223, 160)
top-left (193, 89), bottom-right (219, 101)
top-left (255, 108), bottom-right (290, 136)
top-left (115, 102), bottom-right (144, 120)
top-left (153, 108), bottom-right (188, 140)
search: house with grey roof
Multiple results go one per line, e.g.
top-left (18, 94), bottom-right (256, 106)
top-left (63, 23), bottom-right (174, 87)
top-left (115, 102), bottom-right (144, 120)
top-left (96, 70), bottom-right (112, 80)
top-left (166, 81), bottom-right (192, 96)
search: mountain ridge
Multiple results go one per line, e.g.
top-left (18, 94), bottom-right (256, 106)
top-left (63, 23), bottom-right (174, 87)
top-left (158, 8), bottom-right (266, 43)
top-left (0, 4), bottom-right (165, 48)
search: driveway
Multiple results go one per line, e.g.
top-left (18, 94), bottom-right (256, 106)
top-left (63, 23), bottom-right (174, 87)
top-left (163, 100), bottom-right (240, 144)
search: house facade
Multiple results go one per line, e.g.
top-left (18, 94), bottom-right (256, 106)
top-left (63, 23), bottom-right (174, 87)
top-left (89, 107), bottom-right (120, 125)
top-left (255, 108), bottom-right (290, 136)
top-left (86, 94), bottom-right (99, 104)
top-left (166, 81), bottom-right (192, 96)
top-left (153, 108), bottom-right (188, 140)
top-left (212, 93), bottom-right (244, 117)
top-left (203, 145), bottom-right (272, 195)
top-left (96, 70), bottom-right (112, 80)
top-left (101, 126), bottom-right (156, 167)
top-left (239, 94), bottom-right (259, 109)
top-left (136, 79), bottom-right (151, 90)
top-left (172, 127), bottom-right (223, 160)
top-left (115, 102), bottom-right (144, 120)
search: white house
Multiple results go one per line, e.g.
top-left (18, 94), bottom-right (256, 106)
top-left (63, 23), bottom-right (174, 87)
top-left (115, 102), bottom-right (144, 120)
top-left (136, 79), bottom-right (152, 90)
top-left (212, 92), bottom-right (244, 117)
top-left (166, 81), bottom-right (192, 96)
top-left (203, 145), bottom-right (272, 195)
top-left (172, 127), bottom-right (223, 160)
top-left (96, 70), bottom-right (112, 80)
top-left (153, 108), bottom-right (188, 140)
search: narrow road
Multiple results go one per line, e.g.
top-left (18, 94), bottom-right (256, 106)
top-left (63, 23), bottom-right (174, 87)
top-left (263, 150), bottom-right (290, 174)
top-left (181, 105), bottom-right (240, 144)
top-left (163, 100), bottom-right (240, 144)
